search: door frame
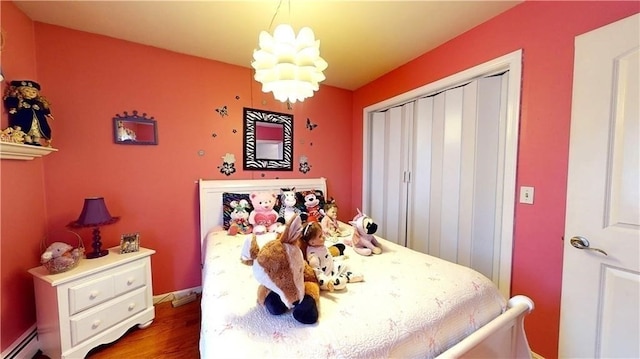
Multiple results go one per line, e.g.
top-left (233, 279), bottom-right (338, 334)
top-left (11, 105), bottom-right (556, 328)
top-left (361, 49), bottom-right (522, 298)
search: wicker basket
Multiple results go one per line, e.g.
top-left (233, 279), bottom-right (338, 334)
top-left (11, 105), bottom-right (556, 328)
top-left (41, 231), bottom-right (85, 274)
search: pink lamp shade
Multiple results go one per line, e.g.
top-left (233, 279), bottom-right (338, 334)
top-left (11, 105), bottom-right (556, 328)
top-left (68, 197), bottom-right (119, 259)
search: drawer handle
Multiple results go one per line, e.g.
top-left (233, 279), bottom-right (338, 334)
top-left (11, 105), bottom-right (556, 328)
top-left (89, 291), bottom-right (100, 300)
top-left (92, 320), bottom-right (101, 329)
top-left (128, 303), bottom-right (136, 311)
top-left (127, 278), bottom-right (135, 285)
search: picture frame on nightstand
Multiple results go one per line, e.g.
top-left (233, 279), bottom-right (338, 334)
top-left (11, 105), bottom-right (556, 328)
top-left (120, 232), bottom-right (140, 253)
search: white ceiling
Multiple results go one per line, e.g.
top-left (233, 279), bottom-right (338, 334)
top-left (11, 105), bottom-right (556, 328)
top-left (14, 1), bottom-right (522, 90)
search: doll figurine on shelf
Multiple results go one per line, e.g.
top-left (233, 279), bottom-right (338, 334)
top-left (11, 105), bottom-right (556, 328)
top-left (320, 199), bottom-right (342, 241)
top-left (301, 221), bottom-right (363, 291)
top-left (3, 80), bottom-right (54, 146)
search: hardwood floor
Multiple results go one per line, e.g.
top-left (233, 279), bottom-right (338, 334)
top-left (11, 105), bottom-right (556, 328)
top-left (34, 295), bottom-right (201, 359)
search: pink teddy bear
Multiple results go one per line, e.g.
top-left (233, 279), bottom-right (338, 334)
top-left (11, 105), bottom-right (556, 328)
top-left (248, 191), bottom-right (281, 235)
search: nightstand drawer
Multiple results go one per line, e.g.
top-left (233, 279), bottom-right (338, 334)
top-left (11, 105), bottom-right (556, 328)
top-left (70, 288), bottom-right (147, 346)
top-left (113, 262), bottom-right (146, 296)
top-left (68, 276), bottom-right (115, 315)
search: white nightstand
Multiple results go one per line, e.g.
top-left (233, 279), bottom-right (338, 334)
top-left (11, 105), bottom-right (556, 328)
top-left (29, 247), bottom-right (155, 359)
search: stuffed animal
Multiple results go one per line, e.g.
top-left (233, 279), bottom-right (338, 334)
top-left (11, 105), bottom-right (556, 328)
top-left (241, 214), bottom-right (320, 324)
top-left (228, 199), bottom-right (252, 235)
top-left (277, 187), bottom-right (302, 224)
top-left (300, 190), bottom-right (323, 222)
top-left (248, 191), bottom-right (280, 235)
top-left (41, 241), bottom-right (79, 273)
top-left (346, 209), bottom-right (381, 256)
top-left (41, 242), bottom-right (73, 263)
top-left (301, 221), bottom-right (363, 291)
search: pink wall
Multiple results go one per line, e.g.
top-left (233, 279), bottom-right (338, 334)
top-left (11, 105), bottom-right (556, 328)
top-left (0, 3), bottom-right (352, 351)
top-left (0, 1), bottom-right (48, 350)
top-left (351, 2), bottom-right (639, 358)
top-left (33, 23), bottom-right (353, 295)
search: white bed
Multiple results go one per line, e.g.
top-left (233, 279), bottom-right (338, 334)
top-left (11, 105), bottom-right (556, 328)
top-left (198, 178), bottom-right (534, 358)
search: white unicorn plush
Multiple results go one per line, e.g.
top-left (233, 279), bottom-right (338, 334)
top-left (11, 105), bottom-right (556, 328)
top-left (346, 209), bottom-right (381, 256)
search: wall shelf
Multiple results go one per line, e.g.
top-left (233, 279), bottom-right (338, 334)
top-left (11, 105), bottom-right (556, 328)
top-left (0, 142), bottom-right (58, 160)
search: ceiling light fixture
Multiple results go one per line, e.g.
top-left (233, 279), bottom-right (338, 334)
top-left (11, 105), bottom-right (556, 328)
top-left (251, 3), bottom-right (328, 104)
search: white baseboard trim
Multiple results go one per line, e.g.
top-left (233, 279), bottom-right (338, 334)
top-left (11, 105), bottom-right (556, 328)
top-left (153, 286), bottom-right (202, 304)
top-left (531, 350), bottom-right (545, 359)
top-left (1, 324), bottom-right (39, 359)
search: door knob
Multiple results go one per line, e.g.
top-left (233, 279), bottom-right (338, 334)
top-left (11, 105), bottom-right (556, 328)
top-left (570, 236), bottom-right (608, 256)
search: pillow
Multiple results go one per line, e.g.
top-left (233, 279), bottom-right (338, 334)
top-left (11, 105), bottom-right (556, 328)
top-left (296, 189), bottom-right (326, 222)
top-left (222, 192), bottom-right (253, 230)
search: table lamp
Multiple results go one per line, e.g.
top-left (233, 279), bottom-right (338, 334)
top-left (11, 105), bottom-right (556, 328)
top-left (68, 197), bottom-right (119, 259)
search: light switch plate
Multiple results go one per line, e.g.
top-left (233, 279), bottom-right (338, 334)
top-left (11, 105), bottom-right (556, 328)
top-left (520, 186), bottom-right (534, 204)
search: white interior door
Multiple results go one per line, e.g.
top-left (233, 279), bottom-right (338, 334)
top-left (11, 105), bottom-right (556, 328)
top-left (559, 13), bottom-right (639, 358)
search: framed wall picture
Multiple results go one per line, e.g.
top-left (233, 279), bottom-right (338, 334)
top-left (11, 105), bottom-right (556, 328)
top-left (120, 233), bottom-right (140, 253)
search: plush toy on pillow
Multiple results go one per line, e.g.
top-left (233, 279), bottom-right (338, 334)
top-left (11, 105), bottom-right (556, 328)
top-left (346, 209), bottom-right (381, 256)
top-left (248, 191), bottom-right (281, 235)
top-left (228, 199), bottom-right (252, 235)
top-left (277, 187), bottom-right (302, 224)
top-left (241, 214), bottom-right (320, 324)
top-left (299, 190), bottom-right (323, 222)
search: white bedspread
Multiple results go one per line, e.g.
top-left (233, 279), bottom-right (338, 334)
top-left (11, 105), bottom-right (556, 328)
top-left (200, 230), bottom-right (506, 359)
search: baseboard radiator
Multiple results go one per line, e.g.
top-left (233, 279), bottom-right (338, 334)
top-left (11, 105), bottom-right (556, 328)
top-left (1, 325), bottom-right (39, 359)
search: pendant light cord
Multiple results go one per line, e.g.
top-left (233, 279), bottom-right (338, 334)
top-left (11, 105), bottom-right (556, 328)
top-left (268, 0), bottom-right (284, 31)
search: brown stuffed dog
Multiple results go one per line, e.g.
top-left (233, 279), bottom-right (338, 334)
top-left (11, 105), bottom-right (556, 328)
top-left (242, 214), bottom-right (320, 324)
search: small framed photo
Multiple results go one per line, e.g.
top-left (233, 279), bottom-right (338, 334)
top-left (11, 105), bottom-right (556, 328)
top-left (120, 233), bottom-right (140, 254)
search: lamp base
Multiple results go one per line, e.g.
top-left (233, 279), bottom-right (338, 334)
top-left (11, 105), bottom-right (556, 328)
top-left (86, 249), bottom-right (109, 259)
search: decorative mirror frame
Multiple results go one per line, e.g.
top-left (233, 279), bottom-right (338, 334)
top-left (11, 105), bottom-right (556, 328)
top-left (113, 110), bottom-right (158, 145)
top-left (243, 107), bottom-right (293, 171)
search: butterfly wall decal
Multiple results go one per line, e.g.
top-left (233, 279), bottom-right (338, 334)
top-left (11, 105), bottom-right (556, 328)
top-left (306, 118), bottom-right (318, 131)
top-left (215, 105), bottom-right (228, 117)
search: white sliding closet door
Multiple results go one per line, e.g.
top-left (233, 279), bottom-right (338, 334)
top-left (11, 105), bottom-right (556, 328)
top-left (368, 104), bottom-right (413, 245)
top-left (412, 75), bottom-right (508, 282)
top-left (368, 73), bottom-right (509, 284)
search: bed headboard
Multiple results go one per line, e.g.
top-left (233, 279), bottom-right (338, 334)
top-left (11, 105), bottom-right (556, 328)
top-left (198, 177), bottom-right (327, 248)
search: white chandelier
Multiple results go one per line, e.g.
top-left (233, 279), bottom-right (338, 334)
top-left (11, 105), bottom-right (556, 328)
top-left (251, 24), bottom-right (328, 103)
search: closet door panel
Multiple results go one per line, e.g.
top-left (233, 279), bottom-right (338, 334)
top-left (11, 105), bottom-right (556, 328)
top-left (458, 81), bottom-right (480, 268)
top-left (383, 106), bottom-right (406, 245)
top-left (471, 76), bottom-right (503, 279)
top-left (428, 93), bottom-right (445, 256)
top-left (408, 98), bottom-right (433, 254)
top-left (369, 112), bottom-right (387, 235)
top-left (439, 87), bottom-right (464, 263)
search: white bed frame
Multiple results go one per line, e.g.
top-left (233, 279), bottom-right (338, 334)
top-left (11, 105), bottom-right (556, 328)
top-left (198, 177), bottom-right (534, 358)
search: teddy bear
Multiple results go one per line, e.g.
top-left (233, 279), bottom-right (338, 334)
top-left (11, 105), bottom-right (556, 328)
top-left (346, 209), bottom-right (381, 256)
top-left (227, 199), bottom-right (252, 235)
top-left (248, 191), bottom-right (281, 235)
top-left (241, 214), bottom-right (320, 324)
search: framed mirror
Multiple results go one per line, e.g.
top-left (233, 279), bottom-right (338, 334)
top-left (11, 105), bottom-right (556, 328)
top-left (113, 110), bottom-right (158, 145)
top-left (243, 107), bottom-right (293, 170)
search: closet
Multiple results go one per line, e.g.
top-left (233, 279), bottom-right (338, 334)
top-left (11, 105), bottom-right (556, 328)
top-left (363, 51), bottom-right (521, 298)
